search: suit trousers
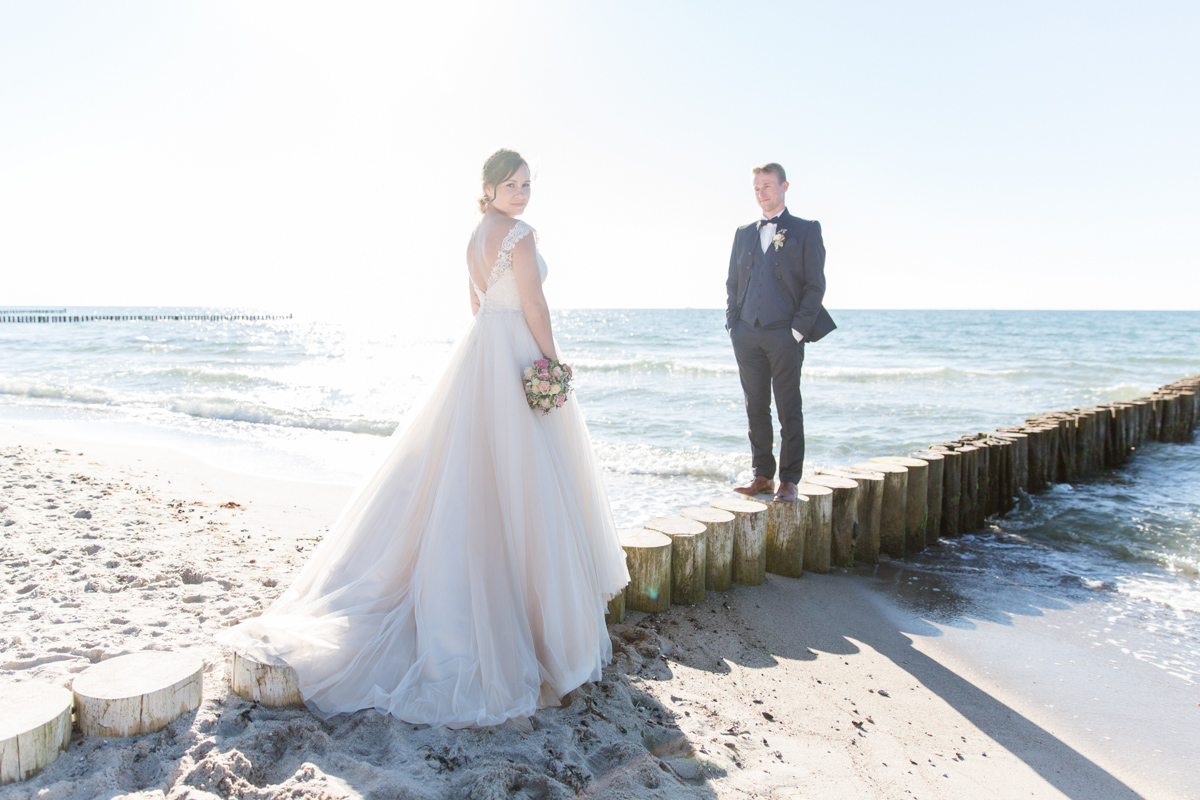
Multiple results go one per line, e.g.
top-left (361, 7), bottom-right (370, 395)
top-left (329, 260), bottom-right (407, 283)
top-left (731, 320), bottom-right (805, 483)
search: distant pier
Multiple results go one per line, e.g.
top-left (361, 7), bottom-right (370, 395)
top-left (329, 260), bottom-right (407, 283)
top-left (0, 313), bottom-right (292, 323)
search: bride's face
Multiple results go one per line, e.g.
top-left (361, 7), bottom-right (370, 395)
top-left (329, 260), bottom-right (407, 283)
top-left (488, 164), bottom-right (531, 216)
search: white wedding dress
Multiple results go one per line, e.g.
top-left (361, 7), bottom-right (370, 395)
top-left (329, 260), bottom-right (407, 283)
top-left (218, 220), bottom-right (630, 728)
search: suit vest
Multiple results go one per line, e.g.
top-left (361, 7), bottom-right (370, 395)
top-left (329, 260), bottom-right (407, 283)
top-left (739, 232), bottom-right (793, 328)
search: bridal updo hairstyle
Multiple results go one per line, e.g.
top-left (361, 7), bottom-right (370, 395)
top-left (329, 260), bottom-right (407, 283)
top-left (478, 148), bottom-right (528, 213)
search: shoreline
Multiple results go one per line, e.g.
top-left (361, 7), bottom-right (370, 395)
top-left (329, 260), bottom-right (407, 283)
top-left (0, 424), bottom-right (1194, 798)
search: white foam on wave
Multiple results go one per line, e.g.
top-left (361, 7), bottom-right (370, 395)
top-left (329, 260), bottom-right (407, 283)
top-left (572, 358), bottom-right (738, 376)
top-left (166, 398), bottom-right (398, 437)
top-left (0, 377), bottom-right (123, 405)
top-left (804, 365), bottom-right (1025, 381)
top-left (592, 441), bottom-right (749, 480)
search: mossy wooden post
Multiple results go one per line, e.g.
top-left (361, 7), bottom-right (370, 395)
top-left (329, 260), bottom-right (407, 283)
top-left (619, 528), bottom-right (672, 612)
top-left (0, 683), bottom-right (73, 785)
top-left (973, 436), bottom-right (1000, 516)
top-left (857, 460), bottom-right (907, 555)
top-left (968, 441), bottom-right (990, 529)
top-left (1023, 426), bottom-right (1053, 492)
top-left (986, 436), bottom-right (1012, 514)
top-left (710, 497), bottom-right (768, 586)
top-left (988, 434), bottom-right (1017, 512)
top-left (929, 446), bottom-right (961, 536)
top-left (872, 456), bottom-right (929, 551)
top-left (231, 652), bottom-right (304, 707)
top-left (1180, 390), bottom-right (1198, 439)
top-left (605, 590), bottom-right (625, 625)
top-left (680, 506), bottom-right (736, 592)
top-left (1118, 402), bottom-right (1137, 453)
top-left (645, 516), bottom-right (707, 606)
top-left (1109, 404), bottom-right (1133, 463)
top-left (763, 496), bottom-right (808, 579)
top-left (1074, 410), bottom-right (1096, 474)
top-left (1130, 399), bottom-right (1152, 447)
top-left (1099, 405), bottom-right (1120, 467)
top-left (1149, 396), bottom-right (1165, 442)
top-left (795, 482), bottom-right (833, 573)
top-left (72, 651), bottom-right (204, 737)
top-left (996, 430), bottom-right (1029, 496)
top-left (911, 450), bottom-right (943, 542)
top-left (1013, 428), bottom-right (1040, 494)
top-left (1046, 413), bottom-right (1076, 483)
top-left (953, 445), bottom-right (979, 533)
top-left (1155, 393), bottom-right (1178, 442)
top-left (823, 466), bottom-right (883, 564)
top-left (806, 474), bottom-right (858, 568)
top-left (1033, 419), bottom-right (1061, 486)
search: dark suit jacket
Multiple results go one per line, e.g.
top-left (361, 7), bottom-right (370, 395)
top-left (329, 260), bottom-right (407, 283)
top-left (725, 209), bottom-right (836, 342)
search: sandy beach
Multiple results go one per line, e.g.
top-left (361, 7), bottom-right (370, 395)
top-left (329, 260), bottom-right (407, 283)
top-left (1, 422), bottom-right (1194, 800)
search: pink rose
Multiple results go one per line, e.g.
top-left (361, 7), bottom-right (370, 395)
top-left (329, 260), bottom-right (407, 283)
top-left (551, 367), bottom-right (562, 378)
top-left (534, 358), bottom-right (549, 368)
top-left (555, 395), bottom-right (566, 406)
top-left (539, 397), bottom-right (552, 409)
top-left (523, 367), bottom-right (534, 380)
top-left (538, 381), bottom-right (550, 393)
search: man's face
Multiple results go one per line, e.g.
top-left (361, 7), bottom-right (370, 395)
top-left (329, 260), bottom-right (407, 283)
top-left (753, 172), bottom-right (788, 217)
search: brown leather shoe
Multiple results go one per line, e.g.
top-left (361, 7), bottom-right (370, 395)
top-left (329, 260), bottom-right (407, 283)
top-left (774, 481), bottom-right (798, 502)
top-left (734, 475), bottom-right (775, 496)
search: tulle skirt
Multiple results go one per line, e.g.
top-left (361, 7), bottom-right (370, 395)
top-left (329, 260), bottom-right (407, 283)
top-left (217, 307), bottom-right (630, 728)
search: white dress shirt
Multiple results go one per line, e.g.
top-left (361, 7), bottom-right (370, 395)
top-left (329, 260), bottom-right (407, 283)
top-left (758, 208), bottom-right (803, 342)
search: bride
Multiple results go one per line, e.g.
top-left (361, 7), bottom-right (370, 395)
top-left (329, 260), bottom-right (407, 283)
top-left (218, 148), bottom-right (630, 729)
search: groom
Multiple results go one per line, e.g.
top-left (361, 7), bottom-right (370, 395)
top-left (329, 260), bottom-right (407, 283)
top-left (726, 162), bottom-right (835, 502)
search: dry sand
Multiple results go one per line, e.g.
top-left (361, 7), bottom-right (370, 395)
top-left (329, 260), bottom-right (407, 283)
top-left (0, 424), bottom-right (1170, 799)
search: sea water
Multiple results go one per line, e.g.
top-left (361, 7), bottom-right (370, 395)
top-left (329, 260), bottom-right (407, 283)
top-left (1, 307), bottom-right (1197, 684)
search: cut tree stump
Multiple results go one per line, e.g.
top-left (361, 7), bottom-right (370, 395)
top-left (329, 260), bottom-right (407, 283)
top-left (855, 461), bottom-right (907, 556)
top-left (645, 516), bottom-right (708, 605)
top-left (0, 682), bottom-right (73, 785)
top-left (230, 652), bottom-right (304, 708)
top-left (680, 506), bottom-right (736, 592)
top-left (872, 457), bottom-right (929, 552)
top-left (911, 450), bottom-right (943, 544)
top-left (619, 528), bottom-right (672, 612)
top-left (710, 497), bottom-right (768, 586)
top-left (763, 496), bottom-right (808, 578)
top-left (823, 467), bottom-right (883, 564)
top-left (795, 483), bottom-right (833, 574)
top-left (807, 473), bottom-right (859, 568)
top-left (72, 651), bottom-right (203, 738)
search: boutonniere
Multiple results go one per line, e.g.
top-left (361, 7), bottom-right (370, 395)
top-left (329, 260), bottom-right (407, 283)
top-left (772, 229), bottom-right (787, 251)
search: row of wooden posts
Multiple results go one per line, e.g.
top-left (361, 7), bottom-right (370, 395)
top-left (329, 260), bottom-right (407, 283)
top-left (3, 375), bottom-right (1198, 785)
top-left (0, 314), bottom-right (292, 324)
top-left (609, 375), bottom-right (1200, 618)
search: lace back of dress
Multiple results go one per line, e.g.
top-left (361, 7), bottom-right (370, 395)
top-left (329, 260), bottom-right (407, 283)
top-left (472, 220), bottom-right (534, 313)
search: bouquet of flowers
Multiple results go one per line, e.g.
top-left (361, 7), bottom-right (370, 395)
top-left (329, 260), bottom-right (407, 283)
top-left (523, 357), bottom-right (573, 414)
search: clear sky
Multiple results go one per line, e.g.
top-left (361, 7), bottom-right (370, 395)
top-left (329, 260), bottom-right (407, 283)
top-left (2, 1), bottom-right (1197, 320)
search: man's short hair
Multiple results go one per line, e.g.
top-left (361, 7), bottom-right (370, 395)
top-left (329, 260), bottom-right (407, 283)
top-left (752, 162), bottom-right (787, 183)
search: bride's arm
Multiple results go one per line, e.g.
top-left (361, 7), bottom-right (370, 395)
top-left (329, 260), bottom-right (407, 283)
top-left (511, 235), bottom-right (557, 360)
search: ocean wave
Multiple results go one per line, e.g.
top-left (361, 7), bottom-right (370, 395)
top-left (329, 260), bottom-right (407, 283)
top-left (804, 365), bottom-right (1025, 381)
top-left (572, 358), bottom-right (738, 376)
top-left (167, 398), bottom-right (398, 437)
top-left (160, 367), bottom-right (268, 386)
top-left (592, 441), bottom-right (748, 480)
top-left (0, 378), bottom-right (122, 405)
